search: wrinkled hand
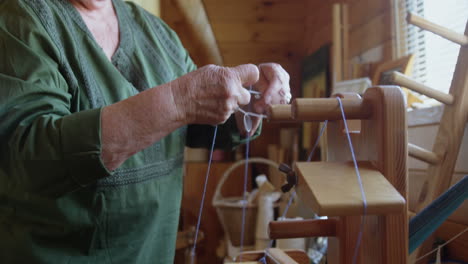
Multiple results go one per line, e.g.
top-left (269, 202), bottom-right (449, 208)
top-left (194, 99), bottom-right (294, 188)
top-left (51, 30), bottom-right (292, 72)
top-left (235, 63), bottom-right (291, 136)
top-left (252, 63), bottom-right (291, 114)
top-left (170, 64), bottom-right (259, 125)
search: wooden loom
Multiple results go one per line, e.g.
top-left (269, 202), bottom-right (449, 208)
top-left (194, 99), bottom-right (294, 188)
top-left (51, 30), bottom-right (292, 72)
top-left (236, 86), bottom-right (408, 264)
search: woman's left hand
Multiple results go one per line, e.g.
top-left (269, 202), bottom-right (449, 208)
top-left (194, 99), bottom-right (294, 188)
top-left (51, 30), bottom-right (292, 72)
top-left (252, 63), bottom-right (291, 113)
top-left (235, 63), bottom-right (291, 136)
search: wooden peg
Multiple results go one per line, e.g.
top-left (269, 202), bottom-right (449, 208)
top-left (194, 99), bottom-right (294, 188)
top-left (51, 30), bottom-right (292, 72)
top-left (267, 105), bottom-right (293, 122)
top-left (408, 143), bottom-right (440, 165)
top-left (407, 12), bottom-right (468, 46)
top-left (292, 98), bottom-right (372, 121)
top-left (391, 72), bottom-right (454, 105)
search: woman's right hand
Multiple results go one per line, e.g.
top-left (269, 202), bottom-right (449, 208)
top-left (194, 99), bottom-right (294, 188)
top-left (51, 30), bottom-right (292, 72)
top-left (169, 64), bottom-right (260, 125)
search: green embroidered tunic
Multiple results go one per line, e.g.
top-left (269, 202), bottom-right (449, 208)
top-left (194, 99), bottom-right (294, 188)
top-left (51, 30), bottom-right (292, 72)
top-left (0, 0), bottom-right (256, 263)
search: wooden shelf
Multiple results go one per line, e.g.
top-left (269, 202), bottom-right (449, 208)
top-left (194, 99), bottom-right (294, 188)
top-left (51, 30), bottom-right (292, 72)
top-left (295, 161), bottom-right (405, 216)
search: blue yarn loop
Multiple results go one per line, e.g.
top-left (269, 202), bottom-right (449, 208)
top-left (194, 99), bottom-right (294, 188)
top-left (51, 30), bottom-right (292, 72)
top-left (190, 125), bottom-right (218, 264)
top-left (336, 97), bottom-right (367, 264)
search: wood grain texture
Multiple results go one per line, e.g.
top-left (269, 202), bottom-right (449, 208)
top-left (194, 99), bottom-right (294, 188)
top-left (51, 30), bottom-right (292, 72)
top-left (292, 97), bottom-right (372, 121)
top-left (408, 143), bottom-right (440, 165)
top-left (325, 87), bottom-right (408, 263)
top-left (212, 23), bottom-right (304, 44)
top-left (391, 72), bottom-right (454, 105)
top-left (348, 0), bottom-right (387, 29)
top-left (295, 161), bottom-right (405, 216)
top-left (204, 0), bottom-right (306, 23)
top-left (332, 4), bottom-right (343, 83)
top-left (349, 12), bottom-right (391, 58)
top-left (266, 105), bottom-right (293, 122)
top-left (414, 21), bottom-right (468, 263)
top-left (172, 0), bottom-right (223, 65)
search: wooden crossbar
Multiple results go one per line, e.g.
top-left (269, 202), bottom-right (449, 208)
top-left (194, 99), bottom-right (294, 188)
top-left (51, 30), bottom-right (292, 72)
top-left (408, 143), bottom-right (440, 165)
top-left (291, 98), bottom-right (372, 121)
top-left (391, 72), bottom-right (454, 105)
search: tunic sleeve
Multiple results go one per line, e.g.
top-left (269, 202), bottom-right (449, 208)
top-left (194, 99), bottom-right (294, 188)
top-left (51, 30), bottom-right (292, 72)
top-left (0, 3), bottom-right (111, 197)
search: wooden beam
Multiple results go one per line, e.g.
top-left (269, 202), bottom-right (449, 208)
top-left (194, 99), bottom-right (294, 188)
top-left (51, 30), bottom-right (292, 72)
top-left (128, 0), bottom-right (160, 16)
top-left (407, 12), bottom-right (468, 46)
top-left (173, 0), bottom-right (223, 65)
top-left (332, 4), bottom-right (343, 84)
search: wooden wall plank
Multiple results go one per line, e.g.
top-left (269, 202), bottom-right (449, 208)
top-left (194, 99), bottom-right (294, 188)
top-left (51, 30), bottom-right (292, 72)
top-left (212, 23), bottom-right (304, 43)
top-left (219, 43), bottom-right (302, 64)
top-left (204, 0), bottom-right (306, 23)
top-left (349, 12), bottom-right (391, 58)
top-left (348, 0), bottom-right (388, 29)
top-left (305, 3), bottom-right (333, 29)
top-left (304, 24), bottom-right (332, 55)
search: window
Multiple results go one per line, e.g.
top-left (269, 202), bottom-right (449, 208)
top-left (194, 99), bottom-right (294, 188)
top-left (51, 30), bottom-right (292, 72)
top-left (396, 0), bottom-right (468, 107)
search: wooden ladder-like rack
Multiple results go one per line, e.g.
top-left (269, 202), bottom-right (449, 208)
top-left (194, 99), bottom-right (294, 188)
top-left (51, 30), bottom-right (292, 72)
top-left (390, 13), bottom-right (468, 263)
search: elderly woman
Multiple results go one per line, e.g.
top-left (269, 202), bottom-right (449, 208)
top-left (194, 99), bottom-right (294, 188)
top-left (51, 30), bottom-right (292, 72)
top-left (0, 0), bottom-right (291, 263)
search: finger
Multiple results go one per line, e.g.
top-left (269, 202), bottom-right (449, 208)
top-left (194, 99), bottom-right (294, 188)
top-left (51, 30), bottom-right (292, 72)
top-left (260, 64), bottom-right (291, 104)
top-left (236, 87), bottom-right (251, 106)
top-left (262, 76), bottom-right (282, 104)
top-left (231, 64), bottom-right (260, 87)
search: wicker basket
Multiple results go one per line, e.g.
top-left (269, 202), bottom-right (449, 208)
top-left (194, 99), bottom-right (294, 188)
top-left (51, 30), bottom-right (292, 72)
top-left (212, 157), bottom-right (280, 247)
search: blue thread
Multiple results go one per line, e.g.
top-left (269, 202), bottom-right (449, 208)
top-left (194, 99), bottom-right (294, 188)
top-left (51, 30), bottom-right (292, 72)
top-left (239, 86), bottom-right (255, 260)
top-left (190, 126), bottom-right (218, 263)
top-left (238, 130), bottom-right (251, 261)
top-left (259, 120), bottom-right (329, 261)
top-left (336, 97), bottom-right (367, 264)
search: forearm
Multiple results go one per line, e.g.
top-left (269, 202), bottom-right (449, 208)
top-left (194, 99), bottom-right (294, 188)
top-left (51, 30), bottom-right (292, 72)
top-left (101, 83), bottom-right (184, 171)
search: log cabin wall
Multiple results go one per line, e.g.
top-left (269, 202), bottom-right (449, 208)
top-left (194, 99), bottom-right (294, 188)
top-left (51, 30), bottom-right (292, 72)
top-left (304, 0), bottom-right (394, 80)
top-left (161, 0), bottom-right (394, 94)
top-left (161, 0), bottom-right (308, 97)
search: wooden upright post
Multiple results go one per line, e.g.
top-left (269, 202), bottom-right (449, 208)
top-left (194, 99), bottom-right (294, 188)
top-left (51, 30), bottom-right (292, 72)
top-left (325, 88), bottom-right (408, 264)
top-left (412, 20), bottom-right (468, 263)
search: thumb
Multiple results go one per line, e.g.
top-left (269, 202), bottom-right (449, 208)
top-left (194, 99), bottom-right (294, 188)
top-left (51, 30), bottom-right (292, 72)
top-left (231, 64), bottom-right (260, 87)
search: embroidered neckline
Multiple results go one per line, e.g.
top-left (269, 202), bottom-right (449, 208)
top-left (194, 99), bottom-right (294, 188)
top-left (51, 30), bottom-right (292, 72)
top-left (58, 0), bottom-right (134, 63)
